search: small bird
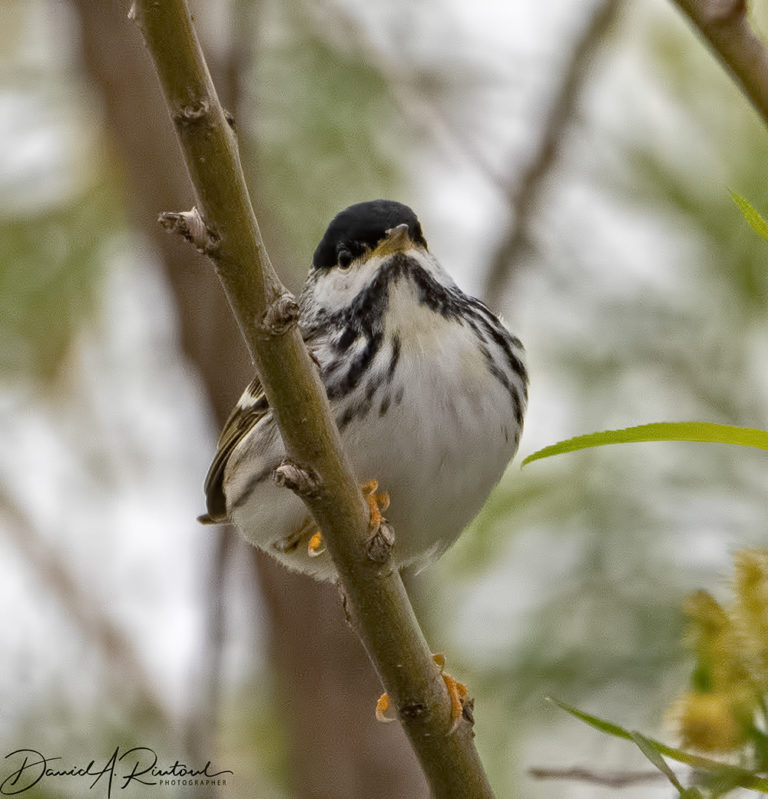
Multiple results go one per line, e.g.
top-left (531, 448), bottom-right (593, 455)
top-left (199, 200), bottom-right (528, 582)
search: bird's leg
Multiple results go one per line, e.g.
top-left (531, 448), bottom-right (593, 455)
top-left (361, 478), bottom-right (391, 527)
top-left (307, 530), bottom-right (326, 556)
top-left (434, 653), bottom-right (470, 734)
top-left (376, 654), bottom-right (470, 734)
top-left (307, 479), bottom-right (390, 557)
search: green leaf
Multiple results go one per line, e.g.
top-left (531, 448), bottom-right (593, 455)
top-left (523, 422), bottom-right (768, 466)
top-left (730, 190), bottom-right (768, 243)
top-left (629, 731), bottom-right (691, 795)
top-left (548, 697), bottom-right (635, 741)
top-left (549, 698), bottom-right (768, 792)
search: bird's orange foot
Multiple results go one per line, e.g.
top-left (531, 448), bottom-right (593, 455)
top-left (375, 691), bottom-right (397, 723)
top-left (434, 653), bottom-right (469, 734)
top-left (362, 479), bottom-right (390, 529)
top-left (307, 530), bottom-right (326, 557)
top-left (375, 654), bottom-right (470, 734)
top-left (307, 480), bottom-right (390, 558)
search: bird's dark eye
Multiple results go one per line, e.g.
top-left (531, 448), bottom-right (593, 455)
top-left (337, 249), bottom-right (354, 270)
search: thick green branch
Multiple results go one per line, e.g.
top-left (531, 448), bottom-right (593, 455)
top-left (671, 0), bottom-right (768, 127)
top-left (130, 1), bottom-right (495, 795)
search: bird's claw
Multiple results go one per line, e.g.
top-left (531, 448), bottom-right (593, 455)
top-left (375, 654), bottom-right (470, 735)
top-left (375, 691), bottom-right (397, 723)
top-left (307, 480), bottom-right (390, 557)
top-left (434, 653), bottom-right (470, 735)
top-left (361, 479), bottom-right (390, 530)
top-left (307, 530), bottom-right (326, 557)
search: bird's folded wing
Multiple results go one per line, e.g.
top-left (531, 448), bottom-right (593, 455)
top-left (198, 375), bottom-right (270, 524)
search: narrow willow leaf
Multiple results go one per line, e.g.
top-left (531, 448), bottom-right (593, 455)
top-left (730, 190), bottom-right (768, 243)
top-left (549, 698), bottom-right (768, 792)
top-left (523, 423), bottom-right (768, 466)
top-left (548, 697), bottom-right (635, 741)
top-left (630, 731), bottom-right (688, 794)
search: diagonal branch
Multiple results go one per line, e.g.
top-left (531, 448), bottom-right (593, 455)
top-left (130, 1), bottom-right (495, 795)
top-left (670, 0), bottom-right (768, 127)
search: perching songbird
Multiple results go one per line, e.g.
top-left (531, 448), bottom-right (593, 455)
top-left (199, 199), bottom-right (528, 583)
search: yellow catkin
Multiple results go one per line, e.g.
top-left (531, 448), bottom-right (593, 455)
top-left (731, 549), bottom-right (768, 689)
top-left (671, 551), bottom-right (768, 757)
top-left (683, 590), bottom-right (749, 692)
top-left (674, 692), bottom-right (746, 753)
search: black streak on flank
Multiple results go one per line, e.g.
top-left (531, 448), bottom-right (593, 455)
top-left (481, 316), bottom-right (528, 392)
top-left (387, 335), bottom-right (401, 381)
top-left (337, 326), bottom-right (356, 352)
top-left (338, 404), bottom-right (356, 430)
top-left (327, 332), bottom-right (383, 400)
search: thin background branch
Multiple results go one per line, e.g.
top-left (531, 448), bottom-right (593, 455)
top-left (529, 766), bottom-right (665, 787)
top-left (483, 0), bottom-right (622, 303)
top-left (308, 0), bottom-right (508, 191)
top-left (0, 486), bottom-right (167, 722)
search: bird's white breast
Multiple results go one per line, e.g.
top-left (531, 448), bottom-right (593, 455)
top-left (334, 278), bottom-right (520, 570)
top-left (226, 250), bottom-right (524, 580)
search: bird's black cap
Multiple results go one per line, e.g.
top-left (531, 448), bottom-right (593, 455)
top-left (312, 200), bottom-right (426, 269)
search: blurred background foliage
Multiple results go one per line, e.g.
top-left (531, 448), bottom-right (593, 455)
top-left (3, 0), bottom-right (768, 797)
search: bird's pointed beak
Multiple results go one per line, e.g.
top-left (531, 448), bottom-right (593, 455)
top-left (373, 223), bottom-right (414, 258)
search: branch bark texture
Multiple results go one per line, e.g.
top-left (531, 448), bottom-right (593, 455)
top-left (131, 1), bottom-right (494, 795)
top-left (671, 0), bottom-right (768, 127)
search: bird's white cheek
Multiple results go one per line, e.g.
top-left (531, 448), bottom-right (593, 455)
top-left (311, 257), bottom-right (384, 310)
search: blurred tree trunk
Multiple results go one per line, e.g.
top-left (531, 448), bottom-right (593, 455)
top-left (70, 1), bottom-right (426, 796)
